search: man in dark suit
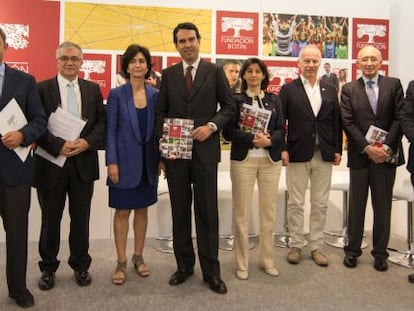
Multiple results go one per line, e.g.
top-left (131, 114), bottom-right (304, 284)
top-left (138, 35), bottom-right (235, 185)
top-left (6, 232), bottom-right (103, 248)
top-left (0, 27), bottom-right (47, 308)
top-left (397, 80), bottom-right (414, 283)
top-left (279, 44), bottom-right (342, 267)
top-left (321, 62), bottom-right (339, 92)
top-left (341, 45), bottom-right (404, 271)
top-left (155, 22), bottom-right (234, 294)
top-left (33, 42), bottom-right (106, 290)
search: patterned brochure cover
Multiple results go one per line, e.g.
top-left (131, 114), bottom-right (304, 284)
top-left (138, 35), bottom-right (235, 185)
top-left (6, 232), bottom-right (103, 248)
top-left (238, 103), bottom-right (271, 134)
top-left (161, 118), bottom-right (194, 159)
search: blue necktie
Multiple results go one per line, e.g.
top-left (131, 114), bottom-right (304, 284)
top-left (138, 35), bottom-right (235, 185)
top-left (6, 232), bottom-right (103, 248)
top-left (366, 80), bottom-right (377, 114)
top-left (67, 82), bottom-right (79, 116)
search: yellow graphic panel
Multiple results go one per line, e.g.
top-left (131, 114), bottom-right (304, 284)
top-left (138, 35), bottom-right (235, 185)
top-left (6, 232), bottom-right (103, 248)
top-left (64, 3), bottom-right (212, 53)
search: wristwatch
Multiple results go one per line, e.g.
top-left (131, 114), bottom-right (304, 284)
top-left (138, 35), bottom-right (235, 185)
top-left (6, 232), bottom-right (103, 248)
top-left (207, 122), bottom-right (217, 132)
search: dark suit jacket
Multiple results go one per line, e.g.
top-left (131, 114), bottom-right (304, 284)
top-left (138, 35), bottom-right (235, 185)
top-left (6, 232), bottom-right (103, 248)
top-left (106, 83), bottom-right (159, 188)
top-left (321, 73), bottom-right (339, 91)
top-left (222, 92), bottom-right (285, 162)
top-left (0, 65), bottom-right (47, 186)
top-left (340, 76), bottom-right (404, 168)
top-left (279, 78), bottom-right (342, 162)
top-left (155, 59), bottom-right (234, 164)
top-left (398, 80), bottom-right (414, 173)
top-left (33, 77), bottom-right (106, 190)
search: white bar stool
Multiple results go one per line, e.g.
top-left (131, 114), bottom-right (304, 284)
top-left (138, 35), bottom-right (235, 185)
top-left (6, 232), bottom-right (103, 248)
top-left (324, 169), bottom-right (368, 249)
top-left (218, 171), bottom-right (256, 251)
top-left (388, 176), bottom-right (414, 268)
top-left (274, 167), bottom-right (308, 248)
top-left (154, 178), bottom-right (174, 253)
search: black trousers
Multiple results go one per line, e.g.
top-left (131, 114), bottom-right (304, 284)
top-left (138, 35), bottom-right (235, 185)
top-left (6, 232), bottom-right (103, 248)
top-left (345, 162), bottom-right (396, 258)
top-left (165, 158), bottom-right (221, 278)
top-left (0, 182), bottom-right (31, 297)
top-left (38, 159), bottom-right (93, 273)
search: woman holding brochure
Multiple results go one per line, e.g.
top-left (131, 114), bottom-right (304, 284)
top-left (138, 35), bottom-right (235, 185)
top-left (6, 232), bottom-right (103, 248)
top-left (106, 44), bottom-right (159, 285)
top-left (223, 58), bottom-right (285, 280)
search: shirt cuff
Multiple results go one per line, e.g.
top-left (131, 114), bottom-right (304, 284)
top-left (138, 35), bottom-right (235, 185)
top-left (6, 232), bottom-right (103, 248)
top-left (207, 122), bottom-right (217, 132)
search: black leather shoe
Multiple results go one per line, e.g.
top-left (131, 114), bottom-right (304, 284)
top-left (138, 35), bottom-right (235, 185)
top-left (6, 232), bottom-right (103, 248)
top-left (11, 291), bottom-right (34, 308)
top-left (203, 276), bottom-right (227, 294)
top-left (373, 257), bottom-right (388, 271)
top-left (343, 255), bottom-right (357, 268)
top-left (74, 270), bottom-right (92, 286)
top-left (408, 273), bottom-right (414, 283)
top-left (169, 269), bottom-right (194, 286)
top-left (38, 271), bottom-right (55, 290)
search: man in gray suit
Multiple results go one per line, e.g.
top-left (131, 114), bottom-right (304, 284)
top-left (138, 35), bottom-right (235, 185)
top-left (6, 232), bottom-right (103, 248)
top-left (341, 45), bottom-right (404, 271)
top-left (155, 22), bottom-right (234, 294)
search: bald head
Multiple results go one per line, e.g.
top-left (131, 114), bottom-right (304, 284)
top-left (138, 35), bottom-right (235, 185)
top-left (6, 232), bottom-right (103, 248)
top-left (357, 45), bottom-right (382, 79)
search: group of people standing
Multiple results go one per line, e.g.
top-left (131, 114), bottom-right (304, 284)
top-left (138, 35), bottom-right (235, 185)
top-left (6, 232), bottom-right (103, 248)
top-left (1, 20), bottom-right (414, 309)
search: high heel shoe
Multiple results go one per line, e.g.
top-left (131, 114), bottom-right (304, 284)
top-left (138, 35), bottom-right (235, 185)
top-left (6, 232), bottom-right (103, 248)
top-left (112, 261), bottom-right (127, 285)
top-left (132, 255), bottom-right (150, 277)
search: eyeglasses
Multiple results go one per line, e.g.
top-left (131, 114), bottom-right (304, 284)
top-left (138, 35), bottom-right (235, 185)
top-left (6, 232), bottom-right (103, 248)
top-left (58, 56), bottom-right (82, 63)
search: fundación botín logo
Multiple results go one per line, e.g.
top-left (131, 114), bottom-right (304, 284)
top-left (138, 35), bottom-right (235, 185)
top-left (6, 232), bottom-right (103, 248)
top-left (216, 11), bottom-right (258, 55)
top-left (0, 23), bottom-right (30, 73)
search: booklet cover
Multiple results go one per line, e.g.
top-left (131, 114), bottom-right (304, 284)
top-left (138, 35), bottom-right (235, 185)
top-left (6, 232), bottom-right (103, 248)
top-left (365, 124), bottom-right (398, 163)
top-left (238, 103), bottom-right (271, 134)
top-left (160, 118), bottom-right (194, 160)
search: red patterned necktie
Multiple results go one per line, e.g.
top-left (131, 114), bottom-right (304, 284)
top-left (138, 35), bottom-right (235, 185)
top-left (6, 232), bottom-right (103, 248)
top-left (185, 65), bottom-right (193, 92)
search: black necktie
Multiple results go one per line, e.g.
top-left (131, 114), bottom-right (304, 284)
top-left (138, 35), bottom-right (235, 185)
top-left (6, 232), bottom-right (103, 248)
top-left (185, 66), bottom-right (193, 92)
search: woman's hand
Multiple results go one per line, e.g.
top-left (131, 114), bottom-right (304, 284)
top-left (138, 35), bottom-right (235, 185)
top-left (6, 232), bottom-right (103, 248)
top-left (108, 164), bottom-right (120, 184)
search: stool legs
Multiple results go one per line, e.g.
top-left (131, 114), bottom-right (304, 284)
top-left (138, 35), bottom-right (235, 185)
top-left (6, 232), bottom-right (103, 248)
top-left (324, 189), bottom-right (367, 249)
top-left (388, 201), bottom-right (414, 268)
top-left (274, 190), bottom-right (308, 248)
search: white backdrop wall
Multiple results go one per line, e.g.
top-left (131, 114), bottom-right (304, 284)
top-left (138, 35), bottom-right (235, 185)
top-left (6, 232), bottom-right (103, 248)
top-left (2, 0), bottom-right (411, 243)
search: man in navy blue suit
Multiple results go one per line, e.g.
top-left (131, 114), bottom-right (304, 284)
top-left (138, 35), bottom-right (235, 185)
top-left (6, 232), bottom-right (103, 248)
top-left (0, 27), bottom-right (47, 308)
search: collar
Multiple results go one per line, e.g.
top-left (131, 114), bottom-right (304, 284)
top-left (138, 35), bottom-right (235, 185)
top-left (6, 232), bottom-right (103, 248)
top-left (362, 74), bottom-right (379, 85)
top-left (245, 89), bottom-right (265, 99)
top-left (300, 75), bottom-right (319, 88)
top-left (0, 62), bottom-right (5, 77)
top-left (57, 73), bottom-right (79, 86)
top-left (183, 57), bottom-right (201, 71)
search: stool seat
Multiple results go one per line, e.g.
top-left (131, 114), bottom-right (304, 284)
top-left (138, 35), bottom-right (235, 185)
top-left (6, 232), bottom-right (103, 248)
top-left (388, 177), bottom-right (414, 268)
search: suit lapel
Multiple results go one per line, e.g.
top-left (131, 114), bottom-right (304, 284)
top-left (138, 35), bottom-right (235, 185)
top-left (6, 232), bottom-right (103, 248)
top-left (124, 83), bottom-right (142, 143)
top-left (0, 66), bottom-right (16, 110)
top-left (49, 78), bottom-right (62, 112)
top-left (357, 77), bottom-right (375, 116)
top-left (144, 85), bottom-right (155, 143)
top-left (296, 79), bottom-right (315, 119)
top-left (189, 60), bottom-right (207, 100)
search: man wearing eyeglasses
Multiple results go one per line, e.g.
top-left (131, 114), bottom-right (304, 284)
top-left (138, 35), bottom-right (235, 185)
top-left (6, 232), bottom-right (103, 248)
top-left (33, 42), bottom-right (106, 290)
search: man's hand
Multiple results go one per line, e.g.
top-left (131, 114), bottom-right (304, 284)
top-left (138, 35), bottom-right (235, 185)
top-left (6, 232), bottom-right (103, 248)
top-left (365, 145), bottom-right (388, 164)
top-left (60, 138), bottom-right (90, 157)
top-left (281, 150), bottom-right (289, 166)
top-left (1, 130), bottom-right (24, 150)
top-left (332, 153), bottom-right (342, 166)
top-left (192, 125), bottom-right (213, 142)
